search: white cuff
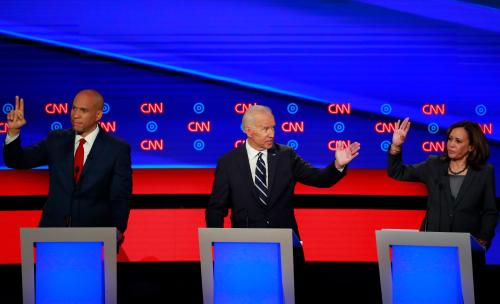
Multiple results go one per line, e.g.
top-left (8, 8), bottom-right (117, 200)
top-left (5, 133), bottom-right (19, 145)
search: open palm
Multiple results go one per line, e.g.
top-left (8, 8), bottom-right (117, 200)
top-left (392, 117), bottom-right (411, 147)
top-left (335, 141), bottom-right (361, 167)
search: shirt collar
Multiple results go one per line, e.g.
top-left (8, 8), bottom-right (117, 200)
top-left (245, 140), bottom-right (267, 160)
top-left (75, 125), bottom-right (100, 146)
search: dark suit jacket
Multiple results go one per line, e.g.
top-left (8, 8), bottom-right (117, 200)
top-left (3, 127), bottom-right (132, 232)
top-left (206, 143), bottom-right (346, 238)
top-left (388, 152), bottom-right (498, 241)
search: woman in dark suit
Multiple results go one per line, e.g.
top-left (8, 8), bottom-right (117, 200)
top-left (388, 118), bottom-right (498, 248)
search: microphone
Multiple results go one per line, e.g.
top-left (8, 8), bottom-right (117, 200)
top-left (433, 178), bottom-right (445, 193)
top-left (69, 166), bottom-right (83, 228)
top-left (423, 179), bottom-right (444, 232)
top-left (64, 215), bottom-right (72, 227)
top-left (423, 214), bottom-right (428, 232)
top-left (436, 180), bottom-right (444, 190)
top-left (245, 209), bottom-right (249, 228)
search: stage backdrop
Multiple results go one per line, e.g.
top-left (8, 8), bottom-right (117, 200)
top-left (0, 0), bottom-right (497, 185)
top-left (0, 0), bottom-right (499, 264)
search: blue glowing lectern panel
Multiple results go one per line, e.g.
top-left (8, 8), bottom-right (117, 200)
top-left (213, 242), bottom-right (283, 304)
top-left (392, 245), bottom-right (463, 304)
top-left (35, 242), bottom-right (104, 304)
top-left (199, 228), bottom-right (295, 304)
top-left (20, 228), bottom-right (117, 304)
top-left (376, 230), bottom-right (477, 304)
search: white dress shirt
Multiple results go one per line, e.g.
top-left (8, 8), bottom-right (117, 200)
top-left (74, 126), bottom-right (99, 165)
top-left (5, 125), bottom-right (100, 166)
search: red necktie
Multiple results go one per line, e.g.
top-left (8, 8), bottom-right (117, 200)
top-left (74, 138), bottom-right (86, 183)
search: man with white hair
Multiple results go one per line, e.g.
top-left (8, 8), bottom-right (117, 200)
top-left (206, 104), bottom-right (360, 299)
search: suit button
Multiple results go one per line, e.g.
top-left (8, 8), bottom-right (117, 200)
top-left (449, 214), bottom-right (453, 217)
top-left (266, 220), bottom-right (270, 225)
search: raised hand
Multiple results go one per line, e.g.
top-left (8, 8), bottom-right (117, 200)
top-left (6, 96), bottom-right (26, 136)
top-left (392, 117), bottom-right (411, 148)
top-left (335, 141), bottom-right (361, 168)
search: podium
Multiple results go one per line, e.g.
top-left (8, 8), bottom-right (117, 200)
top-left (199, 228), bottom-right (298, 304)
top-left (376, 230), bottom-right (484, 304)
top-left (20, 227), bottom-right (117, 304)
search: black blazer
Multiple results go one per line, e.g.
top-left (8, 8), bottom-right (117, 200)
top-left (388, 152), bottom-right (498, 241)
top-left (3, 127), bottom-right (132, 232)
top-left (206, 143), bottom-right (346, 238)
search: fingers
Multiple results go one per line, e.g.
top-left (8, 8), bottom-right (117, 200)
top-left (19, 97), bottom-right (24, 113)
top-left (400, 117), bottom-right (410, 132)
top-left (16, 111), bottom-right (24, 121)
top-left (335, 140), bottom-right (343, 151)
top-left (336, 141), bottom-right (361, 154)
top-left (349, 141), bottom-right (361, 154)
top-left (349, 142), bottom-right (361, 159)
top-left (404, 120), bottom-right (411, 133)
top-left (395, 117), bottom-right (410, 130)
top-left (9, 95), bottom-right (25, 121)
top-left (350, 141), bottom-right (361, 148)
top-left (14, 96), bottom-right (24, 113)
top-left (7, 96), bottom-right (26, 131)
top-left (7, 109), bottom-right (24, 121)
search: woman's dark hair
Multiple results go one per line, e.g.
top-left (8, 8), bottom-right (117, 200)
top-left (441, 121), bottom-right (489, 169)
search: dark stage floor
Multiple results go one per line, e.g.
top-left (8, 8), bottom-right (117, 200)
top-left (2, 262), bottom-right (500, 303)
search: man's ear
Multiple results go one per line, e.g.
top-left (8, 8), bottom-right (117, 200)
top-left (96, 110), bottom-right (103, 121)
top-left (244, 126), bottom-right (252, 137)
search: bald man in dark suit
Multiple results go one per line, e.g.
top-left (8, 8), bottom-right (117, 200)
top-left (4, 90), bottom-right (131, 245)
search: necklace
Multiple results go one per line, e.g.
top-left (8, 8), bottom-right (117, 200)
top-left (448, 165), bottom-right (468, 176)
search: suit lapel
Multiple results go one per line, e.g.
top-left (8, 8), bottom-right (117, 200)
top-left (80, 128), bottom-right (107, 183)
top-left (454, 168), bottom-right (477, 206)
top-left (267, 145), bottom-right (278, 202)
top-left (63, 131), bottom-right (76, 188)
top-left (437, 162), bottom-right (454, 207)
top-left (438, 175), bottom-right (453, 202)
top-left (435, 163), bottom-right (455, 231)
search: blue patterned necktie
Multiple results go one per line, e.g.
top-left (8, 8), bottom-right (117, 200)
top-left (255, 152), bottom-right (269, 205)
